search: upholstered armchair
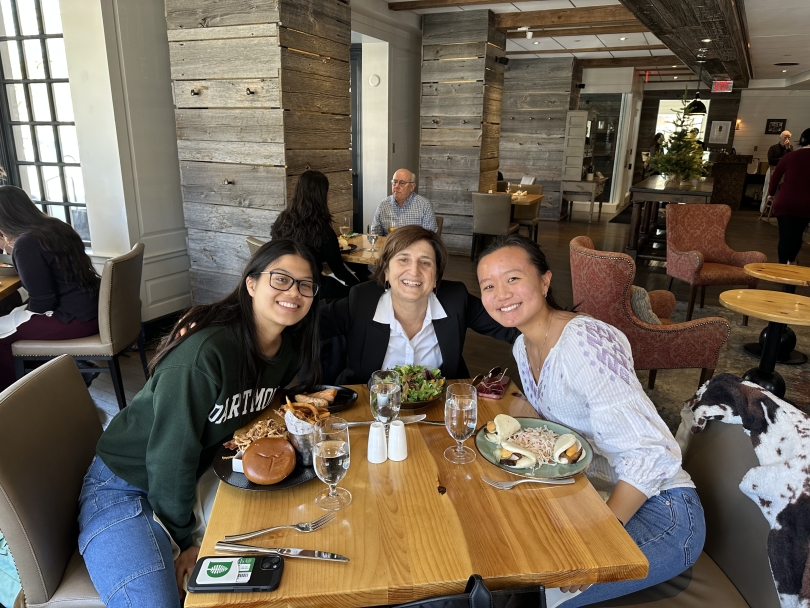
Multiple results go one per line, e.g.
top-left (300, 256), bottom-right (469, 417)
top-left (666, 204), bottom-right (767, 321)
top-left (570, 236), bottom-right (731, 389)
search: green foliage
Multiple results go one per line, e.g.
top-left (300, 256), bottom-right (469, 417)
top-left (648, 98), bottom-right (708, 182)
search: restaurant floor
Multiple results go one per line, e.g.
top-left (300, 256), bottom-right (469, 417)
top-left (91, 209), bottom-right (807, 432)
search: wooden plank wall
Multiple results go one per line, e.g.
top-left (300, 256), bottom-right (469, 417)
top-left (166, 0), bottom-right (351, 304)
top-left (419, 10), bottom-right (506, 253)
top-left (499, 58), bottom-right (582, 221)
top-left (632, 88), bottom-right (741, 185)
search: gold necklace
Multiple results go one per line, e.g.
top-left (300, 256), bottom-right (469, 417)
top-left (527, 310), bottom-right (554, 374)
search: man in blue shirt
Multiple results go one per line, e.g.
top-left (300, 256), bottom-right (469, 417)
top-left (371, 169), bottom-right (438, 235)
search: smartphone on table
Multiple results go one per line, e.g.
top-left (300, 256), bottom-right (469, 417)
top-left (187, 555), bottom-right (284, 593)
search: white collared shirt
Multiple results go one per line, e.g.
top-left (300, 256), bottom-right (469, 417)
top-left (373, 289), bottom-right (447, 371)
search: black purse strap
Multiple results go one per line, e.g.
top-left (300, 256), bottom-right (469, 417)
top-left (464, 575), bottom-right (493, 608)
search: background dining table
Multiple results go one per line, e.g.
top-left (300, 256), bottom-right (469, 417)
top-left (186, 382), bottom-right (648, 608)
top-left (341, 234), bottom-right (386, 265)
top-left (0, 274), bottom-right (21, 301)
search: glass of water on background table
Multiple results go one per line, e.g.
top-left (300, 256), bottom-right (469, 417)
top-left (444, 383), bottom-right (477, 464)
top-left (369, 369), bottom-right (401, 426)
top-left (313, 416), bottom-right (352, 510)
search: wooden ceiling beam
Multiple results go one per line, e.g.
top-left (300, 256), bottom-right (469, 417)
top-left (506, 24), bottom-right (649, 39)
top-left (506, 44), bottom-right (666, 55)
top-left (577, 55), bottom-right (687, 68)
top-left (618, 0), bottom-right (752, 87)
top-left (494, 6), bottom-right (638, 30)
top-left (390, 0), bottom-right (553, 9)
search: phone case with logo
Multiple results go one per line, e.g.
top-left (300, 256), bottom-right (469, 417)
top-left (187, 555), bottom-right (284, 593)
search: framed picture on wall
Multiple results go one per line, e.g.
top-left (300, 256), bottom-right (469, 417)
top-left (765, 119), bottom-right (787, 135)
top-left (709, 121), bottom-right (731, 144)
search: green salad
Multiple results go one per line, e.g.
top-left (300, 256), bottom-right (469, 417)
top-left (392, 364), bottom-right (446, 402)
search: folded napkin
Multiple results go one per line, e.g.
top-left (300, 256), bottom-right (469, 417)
top-left (345, 232), bottom-right (360, 238)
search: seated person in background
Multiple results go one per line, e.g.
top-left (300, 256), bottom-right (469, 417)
top-left (370, 168), bottom-right (438, 236)
top-left (321, 225), bottom-right (518, 384)
top-left (0, 185), bottom-right (99, 391)
top-left (78, 240), bottom-right (321, 608)
top-left (476, 234), bottom-right (704, 607)
top-left (271, 170), bottom-right (359, 300)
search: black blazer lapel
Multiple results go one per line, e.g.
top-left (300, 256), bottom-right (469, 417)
top-left (433, 315), bottom-right (462, 377)
top-left (360, 321), bottom-right (391, 380)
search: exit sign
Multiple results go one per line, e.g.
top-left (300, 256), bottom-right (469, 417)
top-left (712, 80), bottom-right (734, 93)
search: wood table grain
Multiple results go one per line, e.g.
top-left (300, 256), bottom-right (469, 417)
top-left (341, 234), bottom-right (387, 265)
top-left (510, 193), bottom-right (544, 206)
top-left (743, 263), bottom-right (810, 288)
top-left (187, 383), bottom-right (648, 608)
top-left (0, 275), bottom-right (21, 301)
top-left (719, 289), bottom-right (810, 326)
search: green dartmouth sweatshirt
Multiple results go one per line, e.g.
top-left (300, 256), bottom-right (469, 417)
top-left (96, 325), bottom-right (298, 550)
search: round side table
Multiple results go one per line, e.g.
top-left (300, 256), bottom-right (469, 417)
top-left (720, 289), bottom-right (810, 398)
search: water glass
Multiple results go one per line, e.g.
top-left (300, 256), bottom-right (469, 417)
top-left (369, 370), bottom-right (401, 426)
top-left (444, 383), bottom-right (478, 464)
top-left (368, 233), bottom-right (378, 252)
top-left (312, 416), bottom-right (352, 510)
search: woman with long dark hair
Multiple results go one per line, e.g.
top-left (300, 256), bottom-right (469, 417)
top-left (271, 170), bottom-right (359, 299)
top-left (78, 239), bottom-right (321, 608)
top-left (0, 185), bottom-right (100, 390)
top-left (477, 234), bottom-right (704, 607)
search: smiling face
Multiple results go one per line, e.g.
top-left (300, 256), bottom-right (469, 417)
top-left (384, 239), bottom-right (437, 304)
top-left (246, 254), bottom-right (314, 336)
top-left (477, 246), bottom-right (551, 330)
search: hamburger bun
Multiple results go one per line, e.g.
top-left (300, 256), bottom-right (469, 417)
top-left (242, 437), bottom-right (296, 485)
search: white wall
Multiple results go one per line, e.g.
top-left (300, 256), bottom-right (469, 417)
top-left (352, 0), bottom-right (422, 228)
top-left (60, 0), bottom-right (191, 321)
top-left (734, 89), bottom-right (810, 165)
top-left (582, 67), bottom-right (635, 94)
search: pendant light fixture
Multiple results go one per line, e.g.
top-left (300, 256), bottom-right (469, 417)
top-left (685, 48), bottom-right (708, 116)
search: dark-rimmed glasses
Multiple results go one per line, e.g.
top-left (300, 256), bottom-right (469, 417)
top-left (259, 271), bottom-right (319, 297)
top-left (391, 180), bottom-right (414, 187)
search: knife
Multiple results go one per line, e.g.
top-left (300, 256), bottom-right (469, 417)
top-left (347, 414), bottom-right (425, 428)
top-left (419, 419), bottom-right (445, 426)
top-left (215, 541), bottom-right (349, 562)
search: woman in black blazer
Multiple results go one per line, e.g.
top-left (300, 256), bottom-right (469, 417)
top-left (321, 225), bottom-right (517, 384)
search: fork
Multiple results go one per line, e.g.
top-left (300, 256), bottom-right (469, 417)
top-left (224, 511), bottom-right (336, 542)
top-left (481, 475), bottom-right (575, 490)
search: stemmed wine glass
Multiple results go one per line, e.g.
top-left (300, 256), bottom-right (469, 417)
top-left (339, 216), bottom-right (351, 237)
top-left (312, 416), bottom-right (352, 510)
top-left (444, 383), bottom-right (478, 464)
top-left (369, 370), bottom-right (401, 426)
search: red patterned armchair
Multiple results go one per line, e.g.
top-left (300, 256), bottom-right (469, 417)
top-left (570, 236), bottom-right (731, 389)
top-left (666, 204), bottom-right (767, 321)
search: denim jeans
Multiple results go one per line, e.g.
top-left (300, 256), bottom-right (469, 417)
top-left (78, 456), bottom-right (181, 608)
top-left (559, 487), bottom-right (705, 607)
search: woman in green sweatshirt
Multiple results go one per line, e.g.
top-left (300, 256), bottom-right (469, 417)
top-left (77, 239), bottom-right (321, 608)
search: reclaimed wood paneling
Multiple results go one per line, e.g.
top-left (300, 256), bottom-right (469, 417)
top-left (421, 128), bottom-right (482, 147)
top-left (175, 109), bottom-right (284, 142)
top-left (166, 0), bottom-right (280, 30)
top-left (419, 146), bottom-right (483, 171)
top-left (422, 11), bottom-right (490, 45)
top-left (420, 96), bottom-right (484, 117)
top-left (422, 82), bottom-right (484, 98)
top-left (423, 41), bottom-right (487, 61)
top-left (421, 116), bottom-right (482, 129)
top-left (166, 0), bottom-right (351, 304)
top-left (499, 58), bottom-right (580, 221)
top-left (169, 38), bottom-right (280, 80)
top-left (173, 79), bottom-right (280, 109)
top-left (421, 58), bottom-right (486, 83)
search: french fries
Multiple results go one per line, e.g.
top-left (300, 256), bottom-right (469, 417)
top-left (276, 396), bottom-right (330, 424)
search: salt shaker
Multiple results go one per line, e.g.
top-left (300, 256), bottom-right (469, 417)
top-left (388, 420), bottom-right (408, 461)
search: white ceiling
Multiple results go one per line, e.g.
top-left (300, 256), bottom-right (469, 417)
top-left (380, 0), bottom-right (621, 15)
top-left (744, 0), bottom-right (810, 80)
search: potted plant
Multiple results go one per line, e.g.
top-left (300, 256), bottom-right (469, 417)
top-left (648, 100), bottom-right (707, 187)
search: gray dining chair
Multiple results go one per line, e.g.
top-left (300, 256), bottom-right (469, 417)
top-left (513, 184), bottom-right (544, 242)
top-left (435, 215), bottom-right (444, 237)
top-left (471, 193), bottom-right (518, 261)
top-left (246, 236), bottom-right (266, 255)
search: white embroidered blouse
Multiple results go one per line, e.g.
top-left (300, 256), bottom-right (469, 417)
top-left (513, 315), bottom-right (694, 498)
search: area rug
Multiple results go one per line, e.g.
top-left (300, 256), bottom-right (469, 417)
top-left (637, 302), bottom-right (810, 434)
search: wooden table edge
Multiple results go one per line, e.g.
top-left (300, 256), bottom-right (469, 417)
top-left (743, 263), bottom-right (810, 287)
top-left (719, 289), bottom-right (810, 325)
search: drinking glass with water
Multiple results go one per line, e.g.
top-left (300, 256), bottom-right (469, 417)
top-left (312, 416), bottom-right (352, 510)
top-left (369, 369), bottom-right (401, 426)
top-left (444, 383), bottom-right (478, 464)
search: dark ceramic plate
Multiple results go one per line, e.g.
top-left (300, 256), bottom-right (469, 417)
top-left (213, 445), bottom-right (317, 492)
top-left (284, 384), bottom-right (358, 414)
top-left (339, 244), bottom-right (358, 254)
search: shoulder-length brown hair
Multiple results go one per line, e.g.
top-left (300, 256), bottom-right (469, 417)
top-left (370, 225), bottom-right (448, 287)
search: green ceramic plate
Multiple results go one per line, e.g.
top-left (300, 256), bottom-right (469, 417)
top-left (474, 417), bottom-right (593, 479)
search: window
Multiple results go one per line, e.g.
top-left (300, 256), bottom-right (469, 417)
top-left (0, 0), bottom-right (88, 244)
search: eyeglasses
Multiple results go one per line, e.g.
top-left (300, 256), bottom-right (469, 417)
top-left (391, 180), bottom-right (414, 187)
top-left (259, 271), bottom-right (319, 297)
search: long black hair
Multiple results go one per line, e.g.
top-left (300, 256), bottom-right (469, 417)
top-left (150, 239), bottom-right (322, 390)
top-left (271, 170), bottom-right (333, 247)
top-left (479, 234), bottom-right (564, 311)
top-left (0, 185), bottom-right (99, 293)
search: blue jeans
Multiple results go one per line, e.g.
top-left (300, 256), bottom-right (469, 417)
top-left (560, 487), bottom-right (705, 607)
top-left (78, 456), bottom-right (180, 608)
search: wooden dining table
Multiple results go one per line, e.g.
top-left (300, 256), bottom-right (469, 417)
top-left (187, 383), bottom-right (648, 607)
top-left (0, 274), bottom-right (21, 301)
top-left (341, 234), bottom-right (386, 265)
